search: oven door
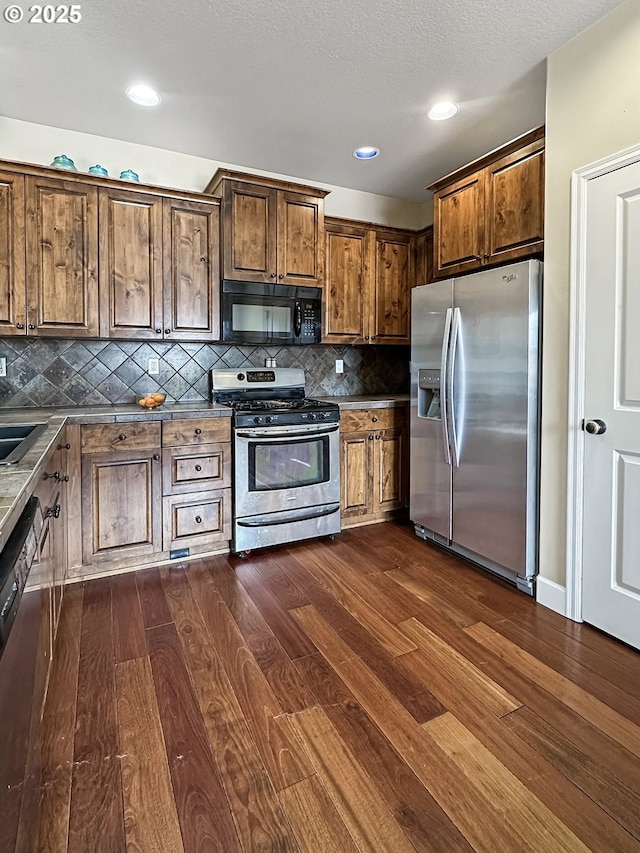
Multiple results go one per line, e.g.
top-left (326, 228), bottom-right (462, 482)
top-left (234, 421), bottom-right (340, 519)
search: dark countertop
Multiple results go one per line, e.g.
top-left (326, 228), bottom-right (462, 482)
top-left (0, 395), bottom-right (409, 547)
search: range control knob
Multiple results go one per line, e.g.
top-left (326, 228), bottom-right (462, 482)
top-left (308, 412), bottom-right (316, 420)
top-left (266, 416), bottom-right (273, 424)
top-left (254, 416), bottom-right (261, 425)
top-left (237, 373), bottom-right (245, 381)
top-left (319, 412), bottom-right (327, 419)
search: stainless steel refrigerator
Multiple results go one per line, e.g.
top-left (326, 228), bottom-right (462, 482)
top-left (410, 259), bottom-right (541, 594)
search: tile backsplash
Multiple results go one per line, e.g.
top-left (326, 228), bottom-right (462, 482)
top-left (0, 338), bottom-right (410, 408)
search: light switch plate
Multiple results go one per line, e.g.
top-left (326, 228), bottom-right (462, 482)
top-left (148, 358), bottom-right (160, 375)
top-left (335, 359), bottom-right (344, 374)
top-left (0, 357), bottom-right (6, 377)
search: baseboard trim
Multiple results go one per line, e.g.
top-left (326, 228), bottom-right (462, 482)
top-left (536, 577), bottom-right (567, 616)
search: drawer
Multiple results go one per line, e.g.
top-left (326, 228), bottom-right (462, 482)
top-left (162, 417), bottom-right (231, 447)
top-left (162, 443), bottom-right (231, 495)
top-left (162, 490), bottom-right (231, 551)
top-left (81, 422), bottom-right (160, 454)
top-left (341, 407), bottom-right (406, 433)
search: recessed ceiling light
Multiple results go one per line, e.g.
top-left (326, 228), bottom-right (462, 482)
top-left (126, 84), bottom-right (161, 107)
top-left (427, 101), bottom-right (459, 121)
top-left (353, 145), bottom-right (380, 160)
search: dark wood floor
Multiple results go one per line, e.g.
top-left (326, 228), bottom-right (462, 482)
top-left (38, 521), bottom-right (639, 852)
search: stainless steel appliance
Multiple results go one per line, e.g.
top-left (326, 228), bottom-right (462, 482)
top-left (221, 280), bottom-right (322, 345)
top-left (410, 259), bottom-right (541, 594)
top-left (212, 368), bottom-right (340, 555)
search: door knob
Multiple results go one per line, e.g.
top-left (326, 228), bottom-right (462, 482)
top-left (583, 419), bottom-right (607, 435)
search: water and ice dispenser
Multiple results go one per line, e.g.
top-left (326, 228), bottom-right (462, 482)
top-left (417, 369), bottom-right (442, 419)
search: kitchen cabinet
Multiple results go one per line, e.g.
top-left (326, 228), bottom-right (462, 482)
top-left (25, 175), bottom-right (99, 336)
top-left (413, 226), bottom-right (434, 288)
top-left (80, 422), bottom-right (163, 565)
top-left (340, 406), bottom-right (408, 526)
top-left (0, 160), bottom-right (221, 342)
top-left (206, 170), bottom-right (328, 288)
top-left (323, 218), bottom-right (413, 344)
top-left (430, 127), bottom-right (544, 278)
top-left (0, 170), bottom-right (25, 336)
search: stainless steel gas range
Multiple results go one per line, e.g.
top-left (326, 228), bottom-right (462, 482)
top-left (212, 368), bottom-right (341, 556)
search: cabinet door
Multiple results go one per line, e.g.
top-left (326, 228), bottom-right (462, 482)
top-left (163, 198), bottom-right (220, 340)
top-left (413, 226), bottom-right (433, 288)
top-left (222, 181), bottom-right (277, 283)
top-left (25, 176), bottom-right (99, 336)
top-left (277, 191), bottom-right (324, 286)
top-left (82, 450), bottom-right (162, 564)
top-left (0, 171), bottom-right (26, 335)
top-left (433, 172), bottom-right (485, 278)
top-left (371, 231), bottom-right (412, 344)
top-left (323, 222), bottom-right (370, 343)
top-left (373, 428), bottom-right (407, 514)
top-left (99, 189), bottom-right (163, 339)
top-left (340, 431), bottom-right (373, 519)
top-left (485, 138), bottom-right (544, 265)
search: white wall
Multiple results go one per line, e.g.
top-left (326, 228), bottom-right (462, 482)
top-left (0, 117), bottom-right (430, 230)
top-left (540, 0), bottom-right (640, 586)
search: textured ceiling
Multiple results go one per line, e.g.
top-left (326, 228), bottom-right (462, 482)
top-left (0, 0), bottom-right (623, 201)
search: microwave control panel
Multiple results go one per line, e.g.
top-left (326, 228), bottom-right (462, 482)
top-left (300, 302), bottom-right (319, 342)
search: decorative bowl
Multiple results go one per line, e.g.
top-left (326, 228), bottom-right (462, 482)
top-left (137, 392), bottom-right (166, 409)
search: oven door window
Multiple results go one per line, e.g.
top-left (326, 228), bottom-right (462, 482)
top-left (249, 436), bottom-right (329, 491)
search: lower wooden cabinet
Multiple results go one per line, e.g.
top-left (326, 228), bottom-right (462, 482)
top-left (340, 406), bottom-right (408, 526)
top-left (76, 417), bottom-right (232, 574)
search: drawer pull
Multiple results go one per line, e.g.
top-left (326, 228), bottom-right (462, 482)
top-left (195, 464), bottom-right (202, 472)
top-left (153, 454), bottom-right (160, 461)
top-left (368, 435), bottom-right (374, 441)
top-left (118, 434), bottom-right (127, 441)
top-left (59, 442), bottom-right (71, 450)
top-left (375, 435), bottom-right (381, 440)
top-left (195, 515), bottom-right (202, 524)
top-left (372, 416), bottom-right (378, 422)
top-left (194, 428), bottom-right (202, 435)
top-left (44, 470), bottom-right (60, 480)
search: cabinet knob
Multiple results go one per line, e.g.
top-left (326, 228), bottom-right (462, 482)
top-left (44, 470), bottom-right (60, 480)
top-left (372, 416), bottom-right (378, 422)
top-left (195, 516), bottom-right (202, 524)
top-left (200, 257), bottom-right (207, 264)
top-left (15, 322), bottom-right (24, 329)
top-left (195, 464), bottom-right (202, 472)
top-left (365, 335), bottom-right (370, 341)
top-left (28, 324), bottom-right (35, 330)
top-left (155, 328), bottom-right (162, 335)
top-left (164, 328), bottom-right (171, 335)
top-left (270, 272), bottom-right (277, 278)
top-left (473, 255), bottom-right (482, 261)
top-left (58, 442), bottom-right (71, 450)
top-left (153, 453), bottom-right (160, 461)
top-left (118, 434), bottom-right (127, 441)
top-left (484, 253), bottom-right (489, 259)
top-left (278, 274), bottom-right (284, 280)
top-left (194, 428), bottom-right (202, 435)
top-left (375, 434), bottom-right (381, 440)
top-left (62, 474), bottom-right (70, 482)
top-left (368, 435), bottom-right (374, 441)
top-left (371, 336), bottom-right (376, 341)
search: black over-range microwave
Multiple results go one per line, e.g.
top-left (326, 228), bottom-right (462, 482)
top-left (221, 281), bottom-right (322, 345)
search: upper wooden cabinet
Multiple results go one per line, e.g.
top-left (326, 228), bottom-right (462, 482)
top-left (413, 226), bottom-right (434, 289)
top-left (323, 218), bottom-right (413, 344)
top-left (429, 127), bottom-right (544, 278)
top-left (0, 160), bottom-right (221, 341)
top-left (25, 175), bottom-right (99, 336)
top-left (0, 170), bottom-right (25, 336)
top-left (205, 170), bottom-right (328, 288)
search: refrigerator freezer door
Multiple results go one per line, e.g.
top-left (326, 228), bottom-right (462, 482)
top-left (451, 260), bottom-right (540, 577)
top-left (410, 280), bottom-right (453, 540)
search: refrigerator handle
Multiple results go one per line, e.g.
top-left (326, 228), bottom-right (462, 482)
top-left (439, 308), bottom-right (453, 465)
top-left (448, 307), bottom-right (461, 467)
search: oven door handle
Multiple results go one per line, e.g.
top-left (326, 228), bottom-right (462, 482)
top-left (235, 424), bottom-right (339, 440)
top-left (237, 503), bottom-right (341, 527)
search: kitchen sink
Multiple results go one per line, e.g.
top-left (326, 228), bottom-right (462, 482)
top-left (0, 424), bottom-right (47, 466)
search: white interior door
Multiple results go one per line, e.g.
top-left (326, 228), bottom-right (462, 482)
top-left (581, 157), bottom-right (640, 650)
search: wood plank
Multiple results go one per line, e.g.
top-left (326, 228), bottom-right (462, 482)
top-left (284, 706), bottom-right (416, 852)
top-left (147, 622), bottom-right (242, 852)
top-left (39, 584), bottom-right (84, 853)
top-left (275, 550), bottom-right (445, 724)
top-left (465, 622), bottom-right (640, 757)
top-left (115, 655), bottom-right (184, 853)
top-left (295, 653), bottom-right (473, 853)
top-left (68, 578), bottom-right (125, 853)
top-left (160, 563), bottom-right (300, 853)
top-left (278, 775), bottom-right (358, 853)
top-left (398, 617), bottom-right (521, 717)
top-left (250, 552), bottom-right (310, 610)
top-left (503, 706), bottom-right (640, 840)
top-left (386, 567), bottom-right (481, 628)
top-left (424, 712), bottom-right (589, 852)
top-left (111, 571), bottom-right (147, 662)
top-left (290, 604), bottom-right (530, 852)
top-left (136, 566), bottom-right (172, 628)
top-left (185, 562), bottom-right (313, 790)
